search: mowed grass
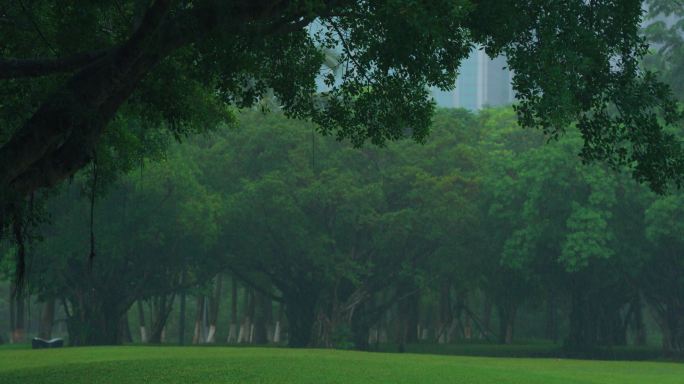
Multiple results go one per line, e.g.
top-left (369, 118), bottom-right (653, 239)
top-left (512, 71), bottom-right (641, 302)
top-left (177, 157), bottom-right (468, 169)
top-left (0, 346), bottom-right (683, 383)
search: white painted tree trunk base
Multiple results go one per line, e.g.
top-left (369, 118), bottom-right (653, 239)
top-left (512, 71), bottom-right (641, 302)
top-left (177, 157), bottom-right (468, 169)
top-left (140, 326), bottom-right (148, 343)
top-left (237, 324), bottom-right (247, 343)
top-left (273, 321), bottom-right (281, 343)
top-left (227, 324), bottom-right (237, 343)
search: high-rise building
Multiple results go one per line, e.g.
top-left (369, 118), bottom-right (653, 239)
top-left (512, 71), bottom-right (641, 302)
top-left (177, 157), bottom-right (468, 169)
top-left (432, 49), bottom-right (514, 110)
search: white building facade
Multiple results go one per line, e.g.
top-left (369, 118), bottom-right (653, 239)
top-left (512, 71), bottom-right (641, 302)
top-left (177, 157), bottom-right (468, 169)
top-left (431, 49), bottom-right (514, 110)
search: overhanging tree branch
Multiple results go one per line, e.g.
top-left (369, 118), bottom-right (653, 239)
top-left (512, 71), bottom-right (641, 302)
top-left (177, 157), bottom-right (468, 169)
top-left (0, 49), bottom-right (113, 79)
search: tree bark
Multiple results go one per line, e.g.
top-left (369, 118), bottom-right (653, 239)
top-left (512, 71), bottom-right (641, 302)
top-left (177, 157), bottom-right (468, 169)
top-left (284, 298), bottom-right (316, 348)
top-left (206, 275), bottom-right (223, 343)
top-left (8, 284), bottom-right (15, 343)
top-left (192, 295), bottom-right (205, 344)
top-left (405, 290), bottom-right (420, 344)
top-left (121, 314), bottom-right (133, 343)
top-left (149, 295), bottom-right (175, 344)
top-left (178, 288), bottom-right (187, 345)
top-left (0, 0), bottom-right (178, 202)
top-left (481, 296), bottom-right (493, 340)
top-left (633, 297), bottom-right (647, 346)
top-left (545, 290), bottom-right (558, 343)
top-left (237, 288), bottom-right (251, 343)
top-left (253, 292), bottom-right (270, 344)
top-left (11, 288), bottom-right (25, 343)
top-left (273, 303), bottom-right (283, 344)
top-left (227, 277), bottom-right (238, 343)
top-left (38, 299), bottom-right (56, 339)
top-left (497, 303), bottom-right (517, 345)
top-left (437, 281), bottom-right (451, 343)
top-left (0, 0), bottom-right (314, 218)
top-left (137, 300), bottom-right (148, 343)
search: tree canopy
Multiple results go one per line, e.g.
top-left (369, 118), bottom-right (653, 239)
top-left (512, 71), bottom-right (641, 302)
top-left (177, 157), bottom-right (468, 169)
top-left (1, 0), bottom-right (683, 236)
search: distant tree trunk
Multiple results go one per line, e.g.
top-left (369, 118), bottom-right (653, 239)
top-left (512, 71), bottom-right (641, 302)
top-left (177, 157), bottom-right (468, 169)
top-left (481, 296), bottom-right (493, 340)
top-left (178, 289), bottom-right (187, 345)
top-left (405, 290), bottom-right (420, 343)
top-left (65, 297), bottom-right (127, 346)
top-left (11, 286), bottom-right (25, 343)
top-left (633, 297), bottom-right (647, 346)
top-left (253, 292), bottom-right (270, 344)
top-left (137, 300), bottom-right (148, 343)
top-left (545, 290), bottom-right (558, 342)
top-left (459, 292), bottom-right (472, 340)
top-left (177, 270), bottom-right (187, 345)
top-left (247, 290), bottom-right (256, 342)
top-left (149, 294), bottom-right (175, 344)
top-left (9, 284), bottom-right (15, 343)
top-left (121, 314), bottom-right (133, 343)
top-left (237, 288), bottom-right (253, 343)
top-left (227, 278), bottom-right (238, 343)
top-left (192, 295), bottom-right (205, 344)
top-left (437, 282), bottom-right (451, 343)
top-left (497, 303), bottom-right (516, 345)
top-left (566, 278), bottom-right (597, 351)
top-left (283, 284), bottom-right (319, 348)
top-left (649, 301), bottom-right (684, 355)
top-left (273, 303), bottom-right (283, 344)
top-left (264, 295), bottom-right (273, 342)
top-left (38, 299), bottom-right (56, 339)
top-left (350, 297), bottom-right (374, 351)
top-left (206, 275), bottom-right (223, 343)
top-left (396, 304), bottom-right (407, 353)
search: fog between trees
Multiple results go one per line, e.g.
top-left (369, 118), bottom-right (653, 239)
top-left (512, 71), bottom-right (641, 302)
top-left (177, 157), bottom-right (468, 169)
top-left (2, 108), bottom-right (682, 355)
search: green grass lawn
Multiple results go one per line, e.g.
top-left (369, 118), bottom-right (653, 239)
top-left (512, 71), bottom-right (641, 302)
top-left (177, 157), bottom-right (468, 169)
top-left (0, 346), bottom-right (682, 383)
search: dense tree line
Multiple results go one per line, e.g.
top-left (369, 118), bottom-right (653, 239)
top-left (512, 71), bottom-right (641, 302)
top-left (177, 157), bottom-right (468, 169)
top-left (1, 107), bottom-right (682, 355)
top-left (1, 0), bottom-right (683, 359)
top-left (1, 0), bottom-right (683, 249)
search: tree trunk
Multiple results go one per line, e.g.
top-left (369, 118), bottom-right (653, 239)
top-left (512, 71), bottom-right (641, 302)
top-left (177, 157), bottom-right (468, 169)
top-left (9, 284), bottom-right (15, 343)
top-left (237, 288), bottom-right (251, 343)
top-left (273, 303), bottom-right (283, 344)
top-left (137, 300), bottom-right (148, 343)
top-left (253, 292), bottom-right (270, 344)
top-left (284, 299), bottom-right (316, 348)
top-left (38, 299), bottom-right (56, 339)
top-left (227, 277), bottom-right (238, 343)
top-left (148, 295), bottom-right (175, 344)
top-left (405, 290), bottom-right (420, 344)
top-left (566, 279), bottom-right (597, 351)
top-left (437, 281), bottom-right (451, 344)
top-left (545, 290), bottom-right (558, 343)
top-left (178, 289), bottom-right (187, 345)
top-left (192, 295), bottom-right (204, 344)
top-left (283, 285), bottom-right (318, 348)
top-left (66, 299), bottom-right (126, 346)
top-left (481, 296), bottom-right (492, 340)
top-left (178, 270), bottom-right (187, 345)
top-left (497, 303), bottom-right (516, 345)
top-left (649, 301), bottom-right (684, 355)
top-left (121, 314), bottom-right (133, 343)
top-left (0, 1), bottom-right (181, 202)
top-left (12, 288), bottom-right (25, 343)
top-left (206, 275), bottom-right (223, 343)
top-left (633, 298), bottom-right (647, 346)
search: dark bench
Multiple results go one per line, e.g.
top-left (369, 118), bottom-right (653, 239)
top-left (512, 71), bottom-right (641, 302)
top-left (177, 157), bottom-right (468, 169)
top-left (31, 337), bottom-right (64, 349)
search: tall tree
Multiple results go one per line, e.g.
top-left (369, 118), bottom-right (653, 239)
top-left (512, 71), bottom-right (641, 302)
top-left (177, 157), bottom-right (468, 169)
top-left (1, 0), bottom-right (682, 239)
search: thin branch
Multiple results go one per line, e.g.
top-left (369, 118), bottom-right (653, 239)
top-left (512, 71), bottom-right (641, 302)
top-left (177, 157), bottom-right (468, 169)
top-left (0, 48), bottom-right (112, 79)
top-left (228, 266), bottom-right (284, 303)
top-left (18, 0), bottom-right (57, 55)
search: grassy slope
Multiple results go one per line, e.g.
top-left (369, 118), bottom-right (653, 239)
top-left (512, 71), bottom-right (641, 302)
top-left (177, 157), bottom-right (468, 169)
top-left (0, 346), bottom-right (682, 384)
